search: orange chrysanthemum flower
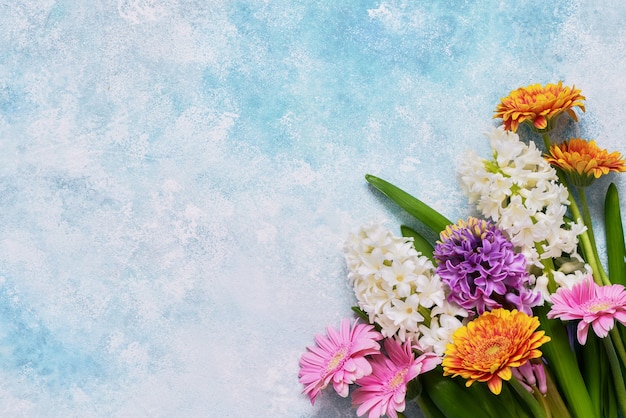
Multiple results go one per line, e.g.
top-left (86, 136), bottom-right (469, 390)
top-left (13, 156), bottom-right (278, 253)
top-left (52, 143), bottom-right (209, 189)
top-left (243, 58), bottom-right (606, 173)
top-left (494, 81), bottom-right (585, 132)
top-left (442, 308), bottom-right (550, 395)
top-left (546, 138), bottom-right (626, 187)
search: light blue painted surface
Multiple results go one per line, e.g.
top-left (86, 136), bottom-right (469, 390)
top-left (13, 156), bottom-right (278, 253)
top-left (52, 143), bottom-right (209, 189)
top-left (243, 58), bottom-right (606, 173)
top-left (1, 1), bottom-right (625, 416)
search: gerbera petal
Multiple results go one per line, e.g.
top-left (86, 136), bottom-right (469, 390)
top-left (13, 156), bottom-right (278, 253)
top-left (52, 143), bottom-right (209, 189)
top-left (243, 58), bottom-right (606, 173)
top-left (354, 388), bottom-right (386, 417)
top-left (614, 311), bottom-right (626, 326)
top-left (546, 138), bottom-right (626, 187)
top-left (566, 108), bottom-right (579, 122)
top-left (533, 115), bottom-right (547, 129)
top-left (591, 315), bottom-right (614, 338)
top-left (353, 339), bottom-right (430, 418)
top-left (577, 321), bottom-right (590, 345)
top-left (299, 319), bottom-right (381, 404)
top-left (549, 277), bottom-right (626, 343)
top-left (442, 309), bottom-right (549, 395)
top-left (487, 376), bottom-right (503, 395)
top-left (495, 82), bottom-right (585, 133)
top-left (497, 367), bottom-right (512, 381)
top-left (334, 380), bottom-right (350, 398)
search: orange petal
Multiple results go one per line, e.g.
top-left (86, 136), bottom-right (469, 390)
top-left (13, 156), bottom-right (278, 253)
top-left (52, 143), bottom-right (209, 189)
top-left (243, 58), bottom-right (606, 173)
top-left (497, 367), bottom-right (512, 381)
top-left (487, 376), bottom-right (502, 395)
top-left (533, 115), bottom-right (547, 129)
top-left (566, 108), bottom-right (579, 122)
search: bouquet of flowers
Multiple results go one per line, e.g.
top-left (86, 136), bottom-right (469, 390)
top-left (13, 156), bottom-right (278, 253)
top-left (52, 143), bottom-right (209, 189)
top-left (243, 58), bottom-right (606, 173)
top-left (299, 82), bottom-right (626, 418)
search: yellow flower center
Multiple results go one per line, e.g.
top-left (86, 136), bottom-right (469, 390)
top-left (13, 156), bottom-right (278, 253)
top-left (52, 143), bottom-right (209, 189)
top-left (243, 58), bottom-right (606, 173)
top-left (485, 344), bottom-right (501, 357)
top-left (326, 348), bottom-right (347, 372)
top-left (473, 336), bottom-right (511, 372)
top-left (441, 308), bottom-right (551, 395)
top-left (589, 301), bottom-right (612, 312)
top-left (388, 369), bottom-right (407, 389)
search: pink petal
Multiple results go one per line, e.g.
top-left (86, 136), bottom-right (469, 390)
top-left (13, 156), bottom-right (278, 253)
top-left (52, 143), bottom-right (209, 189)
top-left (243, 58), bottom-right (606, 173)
top-left (591, 315), bottom-right (614, 338)
top-left (614, 310), bottom-right (626, 326)
top-left (333, 380), bottom-right (349, 398)
top-left (354, 393), bottom-right (386, 418)
top-left (325, 323), bottom-right (342, 347)
top-left (314, 333), bottom-right (336, 354)
top-left (387, 406), bottom-right (400, 418)
top-left (416, 352), bottom-right (442, 374)
top-left (577, 321), bottom-right (590, 345)
top-left (385, 339), bottom-right (411, 366)
top-left (393, 390), bottom-right (406, 404)
top-left (339, 318), bottom-right (352, 341)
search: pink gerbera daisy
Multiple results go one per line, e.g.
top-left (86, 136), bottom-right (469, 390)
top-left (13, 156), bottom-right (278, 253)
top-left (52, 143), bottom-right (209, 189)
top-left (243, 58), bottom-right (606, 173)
top-left (548, 276), bottom-right (626, 344)
top-left (352, 339), bottom-right (440, 418)
top-left (299, 319), bottom-right (382, 404)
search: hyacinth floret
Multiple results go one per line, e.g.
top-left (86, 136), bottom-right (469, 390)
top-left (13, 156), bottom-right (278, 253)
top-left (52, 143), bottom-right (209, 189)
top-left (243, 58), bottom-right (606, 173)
top-left (434, 217), bottom-right (539, 315)
top-left (344, 221), bottom-right (466, 352)
top-left (457, 127), bottom-right (588, 296)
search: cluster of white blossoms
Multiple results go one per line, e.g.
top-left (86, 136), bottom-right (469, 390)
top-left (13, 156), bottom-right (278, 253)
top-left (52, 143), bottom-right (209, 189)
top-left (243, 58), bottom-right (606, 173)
top-left (343, 221), bottom-right (467, 355)
top-left (457, 126), bottom-right (589, 297)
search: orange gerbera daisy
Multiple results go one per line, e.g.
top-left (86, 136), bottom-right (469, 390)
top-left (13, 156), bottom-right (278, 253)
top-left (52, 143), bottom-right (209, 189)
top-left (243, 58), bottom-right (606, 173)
top-left (442, 308), bottom-right (550, 395)
top-left (494, 81), bottom-right (585, 132)
top-left (546, 138), bottom-right (626, 187)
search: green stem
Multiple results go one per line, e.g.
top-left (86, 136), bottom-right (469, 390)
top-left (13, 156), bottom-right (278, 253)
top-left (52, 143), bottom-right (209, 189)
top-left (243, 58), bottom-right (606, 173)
top-left (604, 371), bottom-right (618, 418)
top-left (602, 335), bottom-right (626, 417)
top-left (510, 377), bottom-right (548, 418)
top-left (532, 388), bottom-right (552, 418)
top-left (557, 170), bottom-right (609, 285)
top-left (581, 330), bottom-right (603, 416)
top-left (542, 133), bottom-right (552, 150)
top-left (543, 368), bottom-right (572, 418)
top-left (535, 305), bottom-right (598, 418)
top-left (610, 327), bottom-right (626, 371)
top-left (577, 188), bottom-right (598, 253)
top-left (576, 186), bottom-right (611, 285)
top-left (538, 251), bottom-right (557, 294)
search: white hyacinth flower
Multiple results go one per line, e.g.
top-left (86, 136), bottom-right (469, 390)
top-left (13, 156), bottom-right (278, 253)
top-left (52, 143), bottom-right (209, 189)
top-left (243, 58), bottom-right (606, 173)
top-left (343, 221), bottom-right (467, 348)
top-left (417, 300), bottom-right (468, 356)
top-left (457, 126), bottom-right (588, 298)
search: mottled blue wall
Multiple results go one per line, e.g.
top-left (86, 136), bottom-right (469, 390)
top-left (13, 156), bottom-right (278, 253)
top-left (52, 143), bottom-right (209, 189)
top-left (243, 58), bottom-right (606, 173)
top-left (1, 1), bottom-right (625, 416)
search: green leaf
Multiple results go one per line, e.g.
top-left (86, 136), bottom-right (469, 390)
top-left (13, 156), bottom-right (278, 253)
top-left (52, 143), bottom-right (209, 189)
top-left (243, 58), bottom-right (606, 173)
top-left (400, 224), bottom-right (435, 261)
top-left (603, 368), bottom-right (618, 418)
top-left (535, 305), bottom-right (599, 418)
top-left (351, 306), bottom-right (382, 332)
top-left (366, 174), bottom-right (452, 234)
top-left (406, 377), bottom-right (422, 401)
top-left (581, 333), bottom-right (603, 417)
top-left (419, 368), bottom-right (501, 418)
top-left (351, 306), bottom-right (369, 322)
top-left (604, 183), bottom-right (626, 286)
top-left (416, 390), bottom-right (446, 418)
top-left (508, 378), bottom-right (547, 418)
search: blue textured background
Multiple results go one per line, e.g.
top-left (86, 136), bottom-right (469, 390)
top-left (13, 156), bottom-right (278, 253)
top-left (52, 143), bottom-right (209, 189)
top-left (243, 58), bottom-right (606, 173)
top-left (1, 1), bottom-right (626, 417)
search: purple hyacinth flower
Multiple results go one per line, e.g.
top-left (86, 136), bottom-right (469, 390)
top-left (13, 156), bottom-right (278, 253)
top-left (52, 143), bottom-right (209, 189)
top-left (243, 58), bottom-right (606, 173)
top-left (434, 217), bottom-right (539, 315)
